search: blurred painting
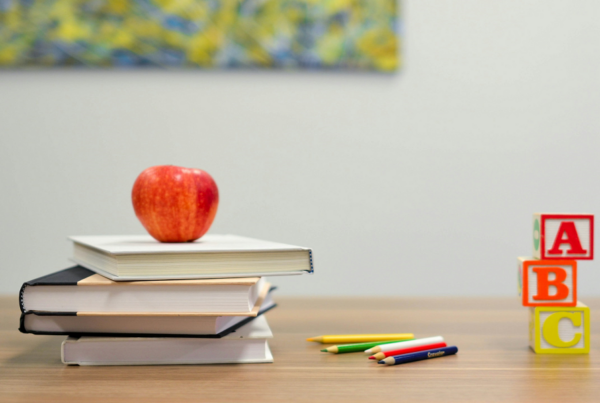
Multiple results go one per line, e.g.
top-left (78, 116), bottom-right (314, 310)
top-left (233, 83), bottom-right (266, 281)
top-left (0, 0), bottom-right (399, 71)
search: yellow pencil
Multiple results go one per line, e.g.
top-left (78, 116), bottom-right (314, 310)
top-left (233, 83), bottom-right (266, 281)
top-left (306, 334), bottom-right (414, 344)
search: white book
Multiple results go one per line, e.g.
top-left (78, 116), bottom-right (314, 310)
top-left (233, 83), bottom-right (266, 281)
top-left (21, 289), bottom-right (276, 337)
top-left (61, 316), bottom-right (274, 366)
top-left (69, 234), bottom-right (313, 281)
top-left (20, 266), bottom-right (268, 315)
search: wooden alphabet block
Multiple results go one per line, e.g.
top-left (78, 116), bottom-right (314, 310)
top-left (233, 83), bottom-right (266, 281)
top-left (529, 302), bottom-right (590, 354)
top-left (533, 213), bottom-right (594, 260)
top-left (518, 257), bottom-right (577, 307)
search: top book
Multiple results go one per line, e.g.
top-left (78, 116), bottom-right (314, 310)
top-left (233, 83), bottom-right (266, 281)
top-left (69, 234), bottom-right (313, 281)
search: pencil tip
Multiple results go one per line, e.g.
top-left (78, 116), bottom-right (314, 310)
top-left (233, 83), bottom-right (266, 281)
top-left (377, 361), bottom-right (385, 364)
top-left (306, 338), bottom-right (314, 342)
top-left (320, 349), bottom-right (327, 352)
top-left (368, 357), bottom-right (375, 360)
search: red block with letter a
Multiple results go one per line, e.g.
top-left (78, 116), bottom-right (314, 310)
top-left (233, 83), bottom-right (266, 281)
top-left (518, 257), bottom-right (577, 307)
top-left (533, 213), bottom-right (594, 260)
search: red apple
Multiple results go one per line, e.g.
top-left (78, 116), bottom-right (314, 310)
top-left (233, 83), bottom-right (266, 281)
top-left (132, 165), bottom-right (219, 243)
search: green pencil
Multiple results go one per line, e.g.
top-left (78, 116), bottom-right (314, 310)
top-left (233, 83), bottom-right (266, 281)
top-left (320, 339), bottom-right (415, 354)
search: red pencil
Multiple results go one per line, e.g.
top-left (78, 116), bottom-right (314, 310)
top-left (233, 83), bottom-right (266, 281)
top-left (368, 342), bottom-right (447, 360)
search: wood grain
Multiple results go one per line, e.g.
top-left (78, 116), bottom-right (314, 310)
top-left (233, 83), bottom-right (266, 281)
top-left (1, 296), bottom-right (599, 402)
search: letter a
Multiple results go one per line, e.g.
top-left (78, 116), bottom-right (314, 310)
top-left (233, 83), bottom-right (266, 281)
top-left (547, 222), bottom-right (587, 255)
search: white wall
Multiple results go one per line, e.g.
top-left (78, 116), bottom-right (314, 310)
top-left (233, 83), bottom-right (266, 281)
top-left (1, 0), bottom-right (599, 296)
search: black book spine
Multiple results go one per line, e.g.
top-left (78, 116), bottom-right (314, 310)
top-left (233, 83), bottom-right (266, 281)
top-left (19, 311), bottom-right (79, 334)
top-left (19, 283), bottom-right (27, 313)
top-left (19, 266), bottom-right (94, 313)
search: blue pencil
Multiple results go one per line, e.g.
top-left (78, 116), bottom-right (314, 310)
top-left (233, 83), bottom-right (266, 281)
top-left (378, 346), bottom-right (458, 366)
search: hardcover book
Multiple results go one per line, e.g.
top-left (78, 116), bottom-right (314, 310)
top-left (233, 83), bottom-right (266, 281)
top-left (20, 266), bottom-right (268, 315)
top-left (20, 288), bottom-right (276, 338)
top-left (61, 315), bottom-right (274, 366)
top-left (69, 234), bottom-right (314, 281)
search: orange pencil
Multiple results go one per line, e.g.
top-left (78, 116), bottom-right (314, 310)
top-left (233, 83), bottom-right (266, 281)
top-left (307, 333), bottom-right (414, 344)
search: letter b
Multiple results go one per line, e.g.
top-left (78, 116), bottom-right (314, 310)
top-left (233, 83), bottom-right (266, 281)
top-left (519, 258), bottom-right (576, 307)
top-left (532, 267), bottom-right (569, 301)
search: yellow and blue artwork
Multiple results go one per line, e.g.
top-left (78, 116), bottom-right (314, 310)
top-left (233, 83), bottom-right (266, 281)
top-left (0, 0), bottom-right (399, 71)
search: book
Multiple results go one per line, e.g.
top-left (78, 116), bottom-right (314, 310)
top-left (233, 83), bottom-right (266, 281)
top-left (20, 287), bottom-right (277, 337)
top-left (69, 234), bottom-right (313, 281)
top-left (20, 266), bottom-right (269, 315)
top-left (61, 315), bottom-right (274, 366)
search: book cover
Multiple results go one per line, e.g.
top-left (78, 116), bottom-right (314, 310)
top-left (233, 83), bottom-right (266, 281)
top-left (61, 316), bottom-right (275, 366)
top-left (69, 234), bottom-right (314, 281)
top-left (20, 266), bottom-right (268, 315)
top-left (19, 287), bottom-right (277, 338)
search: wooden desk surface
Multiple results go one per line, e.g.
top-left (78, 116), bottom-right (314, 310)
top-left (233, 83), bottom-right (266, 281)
top-left (1, 296), bottom-right (598, 402)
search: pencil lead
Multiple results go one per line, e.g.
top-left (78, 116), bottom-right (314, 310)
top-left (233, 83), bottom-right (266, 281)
top-left (320, 349), bottom-right (327, 352)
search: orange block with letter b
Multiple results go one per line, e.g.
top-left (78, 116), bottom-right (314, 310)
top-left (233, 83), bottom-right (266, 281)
top-left (518, 257), bottom-right (576, 307)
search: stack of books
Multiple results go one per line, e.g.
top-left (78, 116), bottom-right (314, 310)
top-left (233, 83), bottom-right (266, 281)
top-left (19, 234), bottom-right (313, 365)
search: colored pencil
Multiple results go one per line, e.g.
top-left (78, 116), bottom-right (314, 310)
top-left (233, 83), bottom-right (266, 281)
top-left (364, 336), bottom-right (444, 354)
top-left (368, 342), bottom-right (447, 360)
top-left (321, 339), bottom-right (415, 354)
top-left (307, 334), bottom-right (414, 344)
top-left (378, 346), bottom-right (458, 366)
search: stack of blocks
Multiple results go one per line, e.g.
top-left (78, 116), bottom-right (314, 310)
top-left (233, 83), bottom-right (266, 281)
top-left (518, 213), bottom-right (593, 354)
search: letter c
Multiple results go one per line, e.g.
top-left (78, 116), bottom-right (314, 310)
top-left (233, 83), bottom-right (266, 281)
top-left (542, 312), bottom-right (581, 347)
